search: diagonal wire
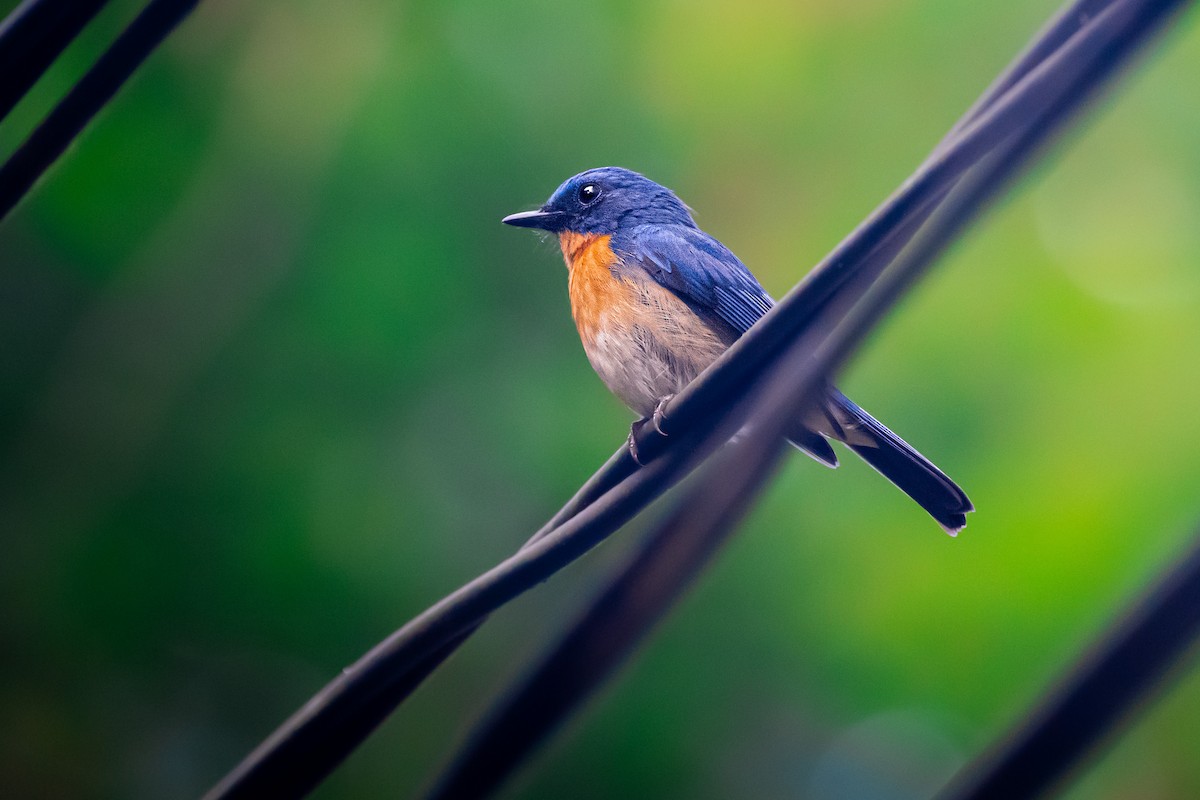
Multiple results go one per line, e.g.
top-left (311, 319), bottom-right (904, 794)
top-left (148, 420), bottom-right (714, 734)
top-left (0, 0), bottom-right (201, 223)
top-left (204, 0), bottom-right (1191, 797)
top-left (939, 529), bottom-right (1200, 800)
top-left (424, 426), bottom-right (799, 800)
top-left (201, 431), bottom-right (715, 800)
top-left (0, 0), bottom-right (111, 124)
top-left (940, 0), bottom-right (1115, 145)
top-left (422, 264), bottom-right (886, 800)
top-left (423, 2), bottom-right (1189, 795)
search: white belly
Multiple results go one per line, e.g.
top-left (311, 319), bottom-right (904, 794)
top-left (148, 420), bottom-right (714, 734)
top-left (583, 293), bottom-right (730, 418)
top-left (565, 238), bottom-right (732, 419)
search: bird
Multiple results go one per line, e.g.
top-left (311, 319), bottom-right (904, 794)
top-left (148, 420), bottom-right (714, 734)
top-left (502, 167), bottom-right (972, 534)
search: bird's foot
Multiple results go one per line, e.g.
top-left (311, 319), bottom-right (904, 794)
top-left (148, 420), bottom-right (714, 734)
top-left (627, 420), bottom-right (648, 466)
top-left (627, 396), bottom-right (675, 466)
top-left (651, 395), bottom-right (673, 436)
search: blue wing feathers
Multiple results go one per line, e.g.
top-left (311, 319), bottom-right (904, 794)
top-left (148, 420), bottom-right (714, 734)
top-left (618, 224), bottom-right (775, 336)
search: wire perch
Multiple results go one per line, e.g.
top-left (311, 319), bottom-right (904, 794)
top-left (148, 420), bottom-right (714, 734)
top-left (206, 0), bottom-right (1195, 798)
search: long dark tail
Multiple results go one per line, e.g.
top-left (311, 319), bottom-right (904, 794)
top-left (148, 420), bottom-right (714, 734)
top-left (790, 390), bottom-right (973, 534)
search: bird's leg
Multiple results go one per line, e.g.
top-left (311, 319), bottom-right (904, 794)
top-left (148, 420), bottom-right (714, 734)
top-left (627, 396), bottom-right (675, 465)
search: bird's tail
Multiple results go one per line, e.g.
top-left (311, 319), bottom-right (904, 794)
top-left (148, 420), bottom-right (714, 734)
top-left (790, 390), bottom-right (973, 535)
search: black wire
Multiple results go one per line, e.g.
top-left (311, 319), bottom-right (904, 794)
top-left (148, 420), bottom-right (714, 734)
top-left (0, 0), bottom-right (111, 124)
top-left (423, 1), bottom-right (1189, 795)
top-left (939, 532), bottom-right (1200, 800)
top-left (941, 0), bottom-right (1115, 144)
top-left (200, 439), bottom-right (707, 800)
top-left (204, 0), bottom-right (1193, 797)
top-left (0, 0), bottom-right (201, 222)
top-left (426, 411), bottom-right (796, 800)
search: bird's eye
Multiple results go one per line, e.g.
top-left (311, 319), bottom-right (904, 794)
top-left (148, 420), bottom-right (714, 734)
top-left (578, 183), bottom-right (600, 204)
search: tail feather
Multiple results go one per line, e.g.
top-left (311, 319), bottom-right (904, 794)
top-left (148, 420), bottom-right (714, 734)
top-left (820, 390), bottom-right (973, 535)
top-left (787, 428), bottom-right (839, 469)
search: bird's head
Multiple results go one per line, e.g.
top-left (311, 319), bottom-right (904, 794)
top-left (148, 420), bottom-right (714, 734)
top-left (502, 167), bottom-right (695, 236)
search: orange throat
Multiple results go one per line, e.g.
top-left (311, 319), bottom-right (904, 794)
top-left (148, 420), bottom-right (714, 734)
top-left (559, 232), bottom-right (620, 346)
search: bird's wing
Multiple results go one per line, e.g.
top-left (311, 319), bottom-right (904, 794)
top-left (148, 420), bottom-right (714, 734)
top-left (622, 224), bottom-right (775, 336)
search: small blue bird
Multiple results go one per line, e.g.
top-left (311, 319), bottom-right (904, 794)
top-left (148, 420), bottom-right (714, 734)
top-left (503, 167), bottom-right (972, 534)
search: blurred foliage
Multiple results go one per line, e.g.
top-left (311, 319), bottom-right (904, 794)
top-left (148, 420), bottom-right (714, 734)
top-left (2, 1), bottom-right (1200, 798)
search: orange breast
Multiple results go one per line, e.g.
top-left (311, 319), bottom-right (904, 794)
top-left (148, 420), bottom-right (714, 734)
top-left (556, 230), bottom-right (733, 415)
top-left (560, 232), bottom-right (624, 346)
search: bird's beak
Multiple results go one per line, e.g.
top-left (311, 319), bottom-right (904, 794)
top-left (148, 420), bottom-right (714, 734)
top-left (501, 209), bottom-right (564, 231)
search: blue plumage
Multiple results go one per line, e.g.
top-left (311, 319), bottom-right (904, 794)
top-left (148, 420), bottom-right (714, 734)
top-left (618, 224), bottom-right (774, 338)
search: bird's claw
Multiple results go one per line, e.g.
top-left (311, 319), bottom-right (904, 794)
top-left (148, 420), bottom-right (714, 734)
top-left (651, 395), bottom-right (672, 436)
top-left (627, 420), bottom-right (647, 466)
top-left (628, 397), bottom-right (674, 466)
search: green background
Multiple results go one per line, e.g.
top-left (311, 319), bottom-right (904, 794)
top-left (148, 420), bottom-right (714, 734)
top-left (3, 0), bottom-right (1200, 797)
